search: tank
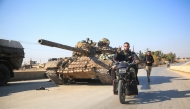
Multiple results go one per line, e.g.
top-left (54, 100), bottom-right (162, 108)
top-left (38, 38), bottom-right (117, 85)
top-left (0, 39), bottom-right (25, 85)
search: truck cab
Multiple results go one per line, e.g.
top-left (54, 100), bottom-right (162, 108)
top-left (0, 39), bottom-right (24, 85)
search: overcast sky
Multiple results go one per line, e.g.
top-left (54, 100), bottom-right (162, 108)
top-left (0, 0), bottom-right (190, 63)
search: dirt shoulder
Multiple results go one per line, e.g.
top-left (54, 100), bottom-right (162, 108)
top-left (169, 61), bottom-right (190, 78)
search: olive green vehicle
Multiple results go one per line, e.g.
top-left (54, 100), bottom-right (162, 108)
top-left (38, 38), bottom-right (117, 85)
top-left (0, 39), bottom-right (24, 85)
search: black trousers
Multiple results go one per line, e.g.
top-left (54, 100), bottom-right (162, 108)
top-left (135, 68), bottom-right (139, 85)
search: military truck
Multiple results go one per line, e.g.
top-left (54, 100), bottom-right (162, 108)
top-left (0, 39), bottom-right (24, 85)
top-left (38, 38), bottom-right (117, 85)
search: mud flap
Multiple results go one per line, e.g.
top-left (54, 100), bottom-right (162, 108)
top-left (113, 79), bottom-right (118, 95)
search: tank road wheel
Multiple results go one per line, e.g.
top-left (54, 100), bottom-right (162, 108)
top-left (46, 70), bottom-right (63, 85)
top-left (63, 78), bottom-right (69, 84)
top-left (0, 64), bottom-right (11, 85)
top-left (59, 74), bottom-right (69, 84)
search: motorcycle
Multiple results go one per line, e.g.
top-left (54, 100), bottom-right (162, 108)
top-left (113, 61), bottom-right (138, 104)
top-left (167, 63), bottom-right (170, 68)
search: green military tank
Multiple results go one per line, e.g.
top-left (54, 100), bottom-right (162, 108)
top-left (38, 38), bottom-right (117, 85)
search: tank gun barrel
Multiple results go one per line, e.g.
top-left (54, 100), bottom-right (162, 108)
top-left (38, 39), bottom-right (89, 53)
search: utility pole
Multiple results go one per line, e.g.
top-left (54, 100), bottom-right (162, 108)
top-left (145, 48), bottom-right (150, 52)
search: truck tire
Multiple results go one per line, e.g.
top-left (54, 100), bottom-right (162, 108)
top-left (0, 64), bottom-right (11, 85)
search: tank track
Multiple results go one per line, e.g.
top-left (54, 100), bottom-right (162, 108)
top-left (96, 69), bottom-right (113, 85)
top-left (46, 70), bottom-right (63, 85)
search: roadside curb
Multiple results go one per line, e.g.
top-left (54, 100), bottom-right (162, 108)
top-left (10, 70), bottom-right (47, 81)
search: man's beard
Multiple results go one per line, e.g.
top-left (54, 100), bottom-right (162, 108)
top-left (124, 49), bottom-right (129, 52)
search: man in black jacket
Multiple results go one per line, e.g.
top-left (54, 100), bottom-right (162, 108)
top-left (113, 42), bottom-right (140, 85)
top-left (144, 51), bottom-right (154, 82)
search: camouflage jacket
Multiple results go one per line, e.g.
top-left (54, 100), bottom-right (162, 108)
top-left (114, 50), bottom-right (140, 64)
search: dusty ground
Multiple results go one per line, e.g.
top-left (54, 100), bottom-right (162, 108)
top-left (1, 67), bottom-right (190, 109)
top-left (185, 62), bottom-right (190, 66)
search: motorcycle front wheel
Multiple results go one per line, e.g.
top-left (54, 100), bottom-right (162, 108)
top-left (118, 80), bottom-right (125, 104)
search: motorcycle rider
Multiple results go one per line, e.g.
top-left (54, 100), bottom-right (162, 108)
top-left (112, 42), bottom-right (140, 85)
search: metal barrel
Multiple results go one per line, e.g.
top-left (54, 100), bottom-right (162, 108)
top-left (38, 39), bottom-right (88, 53)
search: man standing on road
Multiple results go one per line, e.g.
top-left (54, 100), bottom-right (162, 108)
top-left (144, 51), bottom-right (154, 82)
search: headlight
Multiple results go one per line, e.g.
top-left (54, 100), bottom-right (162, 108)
top-left (119, 68), bottom-right (126, 73)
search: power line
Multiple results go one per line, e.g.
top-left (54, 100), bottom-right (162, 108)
top-left (24, 48), bottom-right (66, 52)
top-left (17, 40), bottom-right (72, 52)
top-left (24, 57), bottom-right (50, 59)
top-left (19, 40), bottom-right (39, 45)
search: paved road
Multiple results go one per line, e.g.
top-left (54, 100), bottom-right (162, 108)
top-left (1, 66), bottom-right (190, 109)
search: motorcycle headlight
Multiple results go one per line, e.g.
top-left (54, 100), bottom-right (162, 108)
top-left (119, 68), bottom-right (126, 73)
